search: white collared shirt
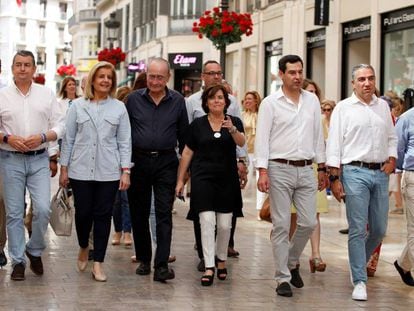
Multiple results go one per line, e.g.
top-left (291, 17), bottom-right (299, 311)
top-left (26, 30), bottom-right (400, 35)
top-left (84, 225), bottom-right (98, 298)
top-left (254, 88), bottom-right (326, 169)
top-left (326, 93), bottom-right (397, 168)
top-left (0, 82), bottom-right (65, 154)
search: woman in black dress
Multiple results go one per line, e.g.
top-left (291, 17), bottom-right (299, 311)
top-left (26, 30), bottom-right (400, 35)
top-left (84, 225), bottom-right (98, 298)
top-left (176, 84), bottom-right (245, 286)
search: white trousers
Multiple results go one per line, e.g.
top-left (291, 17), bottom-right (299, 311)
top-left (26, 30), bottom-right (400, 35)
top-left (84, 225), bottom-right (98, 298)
top-left (398, 171), bottom-right (414, 272)
top-left (199, 211), bottom-right (233, 268)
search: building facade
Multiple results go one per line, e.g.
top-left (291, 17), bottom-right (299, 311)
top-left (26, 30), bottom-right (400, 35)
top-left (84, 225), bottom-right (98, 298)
top-left (0, 0), bottom-right (72, 90)
top-left (67, 0), bottom-right (414, 101)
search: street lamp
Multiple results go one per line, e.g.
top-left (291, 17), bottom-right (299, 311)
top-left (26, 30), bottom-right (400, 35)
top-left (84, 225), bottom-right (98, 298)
top-left (62, 42), bottom-right (72, 65)
top-left (220, 0), bottom-right (229, 78)
top-left (104, 12), bottom-right (120, 49)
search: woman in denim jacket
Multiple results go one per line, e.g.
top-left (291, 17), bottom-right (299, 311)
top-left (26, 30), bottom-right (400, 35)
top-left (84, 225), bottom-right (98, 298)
top-left (59, 61), bottom-right (132, 282)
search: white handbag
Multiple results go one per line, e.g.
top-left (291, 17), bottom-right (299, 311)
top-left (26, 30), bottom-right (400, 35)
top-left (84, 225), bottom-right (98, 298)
top-left (49, 187), bottom-right (74, 236)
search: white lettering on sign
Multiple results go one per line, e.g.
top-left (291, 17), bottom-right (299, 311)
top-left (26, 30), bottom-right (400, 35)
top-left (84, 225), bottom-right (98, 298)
top-left (344, 23), bottom-right (370, 35)
top-left (173, 54), bottom-right (197, 67)
top-left (307, 33), bottom-right (326, 44)
top-left (384, 13), bottom-right (414, 27)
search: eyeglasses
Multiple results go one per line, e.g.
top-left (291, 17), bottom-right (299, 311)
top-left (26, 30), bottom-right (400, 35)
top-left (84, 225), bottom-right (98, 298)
top-left (322, 108), bottom-right (332, 112)
top-left (203, 71), bottom-right (223, 77)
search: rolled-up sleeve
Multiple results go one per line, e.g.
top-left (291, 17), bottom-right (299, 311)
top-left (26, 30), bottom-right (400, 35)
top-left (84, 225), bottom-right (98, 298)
top-left (254, 99), bottom-right (273, 169)
top-left (314, 101), bottom-right (326, 164)
top-left (326, 106), bottom-right (342, 168)
top-left (48, 91), bottom-right (65, 139)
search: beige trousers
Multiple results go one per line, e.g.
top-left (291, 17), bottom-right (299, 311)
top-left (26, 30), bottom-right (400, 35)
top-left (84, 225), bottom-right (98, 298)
top-left (0, 175), bottom-right (6, 250)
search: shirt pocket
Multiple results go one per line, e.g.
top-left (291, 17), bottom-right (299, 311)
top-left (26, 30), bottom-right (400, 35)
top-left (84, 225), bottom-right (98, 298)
top-left (102, 116), bottom-right (120, 139)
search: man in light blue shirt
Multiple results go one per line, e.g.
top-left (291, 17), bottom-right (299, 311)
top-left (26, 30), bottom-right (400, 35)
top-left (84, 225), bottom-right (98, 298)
top-left (394, 106), bottom-right (414, 286)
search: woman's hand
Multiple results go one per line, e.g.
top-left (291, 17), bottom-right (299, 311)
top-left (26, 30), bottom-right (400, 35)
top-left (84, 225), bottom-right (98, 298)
top-left (175, 180), bottom-right (184, 198)
top-left (221, 116), bottom-right (234, 131)
top-left (59, 166), bottom-right (69, 188)
top-left (119, 173), bottom-right (130, 191)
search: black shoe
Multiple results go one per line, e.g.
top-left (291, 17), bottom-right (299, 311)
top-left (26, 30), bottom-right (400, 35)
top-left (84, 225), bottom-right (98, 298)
top-left (11, 263), bottom-right (25, 281)
top-left (201, 268), bottom-right (215, 286)
top-left (88, 250), bottom-right (94, 261)
top-left (394, 260), bottom-right (414, 286)
top-left (290, 265), bottom-right (304, 288)
top-left (25, 250), bottom-right (43, 275)
top-left (153, 266), bottom-right (175, 282)
top-left (227, 247), bottom-right (240, 258)
top-left (197, 259), bottom-right (205, 272)
top-left (0, 250), bottom-right (7, 267)
top-left (339, 228), bottom-right (349, 234)
top-left (276, 282), bottom-right (292, 297)
top-left (136, 262), bottom-right (151, 275)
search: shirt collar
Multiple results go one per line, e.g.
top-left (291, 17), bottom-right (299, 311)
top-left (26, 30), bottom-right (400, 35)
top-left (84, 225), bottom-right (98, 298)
top-left (13, 80), bottom-right (33, 97)
top-left (143, 86), bottom-right (172, 102)
top-left (350, 92), bottom-right (378, 106)
top-left (274, 86), bottom-right (304, 104)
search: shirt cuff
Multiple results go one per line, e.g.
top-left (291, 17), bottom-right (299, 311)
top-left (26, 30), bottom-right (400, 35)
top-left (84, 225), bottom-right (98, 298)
top-left (254, 158), bottom-right (268, 169)
top-left (326, 156), bottom-right (340, 168)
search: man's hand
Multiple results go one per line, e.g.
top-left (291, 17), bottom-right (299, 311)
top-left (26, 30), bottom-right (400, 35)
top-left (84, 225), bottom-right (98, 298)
top-left (381, 158), bottom-right (396, 175)
top-left (7, 135), bottom-right (30, 152)
top-left (237, 162), bottom-right (248, 189)
top-left (23, 134), bottom-right (43, 150)
top-left (331, 180), bottom-right (345, 202)
top-left (257, 169), bottom-right (269, 193)
top-left (317, 172), bottom-right (329, 191)
top-left (49, 160), bottom-right (58, 177)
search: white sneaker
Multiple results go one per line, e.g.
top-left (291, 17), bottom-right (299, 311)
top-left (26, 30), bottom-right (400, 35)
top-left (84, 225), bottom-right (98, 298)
top-left (352, 282), bottom-right (367, 301)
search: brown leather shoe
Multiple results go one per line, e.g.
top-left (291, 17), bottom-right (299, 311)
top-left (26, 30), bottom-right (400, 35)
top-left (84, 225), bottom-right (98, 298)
top-left (11, 263), bottom-right (25, 281)
top-left (25, 250), bottom-right (43, 275)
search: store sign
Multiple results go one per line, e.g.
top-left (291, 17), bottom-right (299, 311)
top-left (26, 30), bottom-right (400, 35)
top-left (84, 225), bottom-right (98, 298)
top-left (265, 39), bottom-right (283, 56)
top-left (382, 6), bottom-right (414, 32)
top-left (314, 0), bottom-right (329, 26)
top-left (127, 61), bottom-right (146, 72)
top-left (168, 53), bottom-right (202, 69)
top-left (307, 29), bottom-right (326, 48)
top-left (343, 17), bottom-right (371, 40)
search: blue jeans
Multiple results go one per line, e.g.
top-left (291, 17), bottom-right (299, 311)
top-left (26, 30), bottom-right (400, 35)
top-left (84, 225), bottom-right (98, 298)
top-left (0, 150), bottom-right (50, 266)
top-left (341, 165), bottom-right (389, 284)
top-left (113, 190), bottom-right (131, 232)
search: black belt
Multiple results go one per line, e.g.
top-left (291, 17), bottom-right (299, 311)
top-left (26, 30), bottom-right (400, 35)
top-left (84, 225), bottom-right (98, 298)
top-left (348, 161), bottom-right (383, 170)
top-left (271, 158), bottom-right (312, 167)
top-left (8, 148), bottom-right (46, 156)
top-left (134, 148), bottom-right (175, 157)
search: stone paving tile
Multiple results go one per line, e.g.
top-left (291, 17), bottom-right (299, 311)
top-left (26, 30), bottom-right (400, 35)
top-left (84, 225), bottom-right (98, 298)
top-left (0, 175), bottom-right (412, 310)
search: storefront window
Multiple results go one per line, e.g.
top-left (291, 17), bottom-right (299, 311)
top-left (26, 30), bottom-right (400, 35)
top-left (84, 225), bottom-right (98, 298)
top-left (245, 46), bottom-right (258, 93)
top-left (306, 29), bottom-right (326, 97)
top-left (265, 39), bottom-right (283, 96)
top-left (226, 51), bottom-right (240, 97)
top-left (382, 6), bottom-right (414, 96)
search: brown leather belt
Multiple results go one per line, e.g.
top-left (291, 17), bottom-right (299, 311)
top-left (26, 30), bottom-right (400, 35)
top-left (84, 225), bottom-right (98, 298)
top-left (348, 161), bottom-right (383, 170)
top-left (9, 148), bottom-right (46, 156)
top-left (134, 148), bottom-right (175, 157)
top-left (271, 158), bottom-right (312, 167)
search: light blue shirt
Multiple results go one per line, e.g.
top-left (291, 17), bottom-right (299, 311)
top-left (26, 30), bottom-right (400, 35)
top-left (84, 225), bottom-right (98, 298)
top-left (60, 97), bottom-right (132, 181)
top-left (396, 108), bottom-right (414, 171)
top-left (185, 90), bottom-right (248, 159)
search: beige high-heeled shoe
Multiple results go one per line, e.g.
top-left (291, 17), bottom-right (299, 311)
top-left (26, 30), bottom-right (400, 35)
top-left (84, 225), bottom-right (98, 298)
top-left (77, 247), bottom-right (89, 272)
top-left (123, 232), bottom-right (133, 248)
top-left (92, 262), bottom-right (107, 282)
top-left (111, 232), bottom-right (122, 245)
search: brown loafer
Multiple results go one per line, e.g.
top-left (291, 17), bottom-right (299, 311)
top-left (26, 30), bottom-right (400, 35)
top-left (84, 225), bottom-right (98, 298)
top-left (11, 263), bottom-right (25, 281)
top-left (25, 250), bottom-right (43, 275)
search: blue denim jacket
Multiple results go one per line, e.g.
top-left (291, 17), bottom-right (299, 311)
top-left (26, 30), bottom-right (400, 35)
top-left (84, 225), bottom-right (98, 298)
top-left (60, 97), bottom-right (132, 181)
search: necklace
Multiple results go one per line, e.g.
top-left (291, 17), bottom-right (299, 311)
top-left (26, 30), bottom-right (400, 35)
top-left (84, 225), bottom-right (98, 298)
top-left (208, 115), bottom-right (224, 139)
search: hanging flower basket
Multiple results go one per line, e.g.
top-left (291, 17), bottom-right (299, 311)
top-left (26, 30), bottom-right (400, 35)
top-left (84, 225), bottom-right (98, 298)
top-left (97, 47), bottom-right (126, 67)
top-left (192, 7), bottom-right (253, 49)
top-left (33, 73), bottom-right (45, 85)
top-left (57, 64), bottom-right (77, 78)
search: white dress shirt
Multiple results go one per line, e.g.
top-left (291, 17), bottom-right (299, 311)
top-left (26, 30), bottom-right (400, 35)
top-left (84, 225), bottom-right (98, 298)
top-left (326, 93), bottom-right (397, 168)
top-left (254, 88), bottom-right (326, 169)
top-left (0, 82), bottom-right (65, 155)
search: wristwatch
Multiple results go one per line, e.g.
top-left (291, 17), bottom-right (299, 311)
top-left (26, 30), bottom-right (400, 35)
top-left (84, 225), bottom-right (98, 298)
top-left (329, 175), bottom-right (340, 183)
top-left (2, 134), bottom-right (9, 144)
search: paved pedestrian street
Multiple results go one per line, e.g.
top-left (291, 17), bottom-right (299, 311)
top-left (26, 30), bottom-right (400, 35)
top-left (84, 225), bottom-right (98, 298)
top-left (0, 175), bottom-right (412, 310)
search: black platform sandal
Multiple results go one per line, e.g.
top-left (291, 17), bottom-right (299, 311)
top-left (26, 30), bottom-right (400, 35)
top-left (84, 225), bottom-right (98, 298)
top-left (216, 258), bottom-right (227, 281)
top-left (201, 267), bottom-right (215, 286)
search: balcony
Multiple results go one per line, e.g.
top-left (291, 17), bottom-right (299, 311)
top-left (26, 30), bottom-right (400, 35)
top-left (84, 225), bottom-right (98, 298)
top-left (68, 9), bottom-right (100, 29)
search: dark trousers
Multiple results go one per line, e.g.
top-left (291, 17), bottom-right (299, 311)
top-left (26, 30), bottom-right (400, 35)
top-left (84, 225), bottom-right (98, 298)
top-left (194, 214), bottom-right (238, 259)
top-left (128, 153), bottom-right (178, 268)
top-left (70, 179), bottom-right (119, 262)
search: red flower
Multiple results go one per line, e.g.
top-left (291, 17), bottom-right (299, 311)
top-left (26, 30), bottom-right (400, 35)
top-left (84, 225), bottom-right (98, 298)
top-left (98, 48), bottom-right (126, 66)
top-left (57, 64), bottom-right (77, 77)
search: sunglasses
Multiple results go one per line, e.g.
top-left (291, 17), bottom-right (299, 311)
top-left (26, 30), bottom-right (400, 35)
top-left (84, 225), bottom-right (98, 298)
top-left (322, 108), bottom-right (332, 112)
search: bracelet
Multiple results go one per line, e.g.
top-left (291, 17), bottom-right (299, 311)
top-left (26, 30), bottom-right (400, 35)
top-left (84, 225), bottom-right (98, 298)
top-left (229, 126), bottom-right (237, 134)
top-left (41, 133), bottom-right (47, 143)
top-left (317, 167), bottom-right (327, 172)
top-left (122, 169), bottom-right (131, 175)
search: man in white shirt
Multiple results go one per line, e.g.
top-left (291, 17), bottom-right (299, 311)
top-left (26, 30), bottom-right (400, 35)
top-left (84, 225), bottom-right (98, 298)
top-left (0, 59), bottom-right (7, 267)
top-left (0, 50), bottom-right (64, 281)
top-left (255, 55), bottom-right (327, 297)
top-left (326, 64), bottom-right (397, 301)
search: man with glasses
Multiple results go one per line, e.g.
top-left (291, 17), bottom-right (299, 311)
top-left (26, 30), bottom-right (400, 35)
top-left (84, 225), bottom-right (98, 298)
top-left (126, 57), bottom-right (189, 282)
top-left (185, 60), bottom-right (248, 271)
top-left (326, 64), bottom-right (397, 300)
